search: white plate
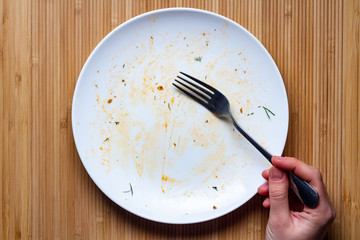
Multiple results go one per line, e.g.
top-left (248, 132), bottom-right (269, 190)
top-left (72, 8), bottom-right (289, 224)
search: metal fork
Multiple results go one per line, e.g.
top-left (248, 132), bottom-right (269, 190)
top-left (173, 72), bottom-right (319, 208)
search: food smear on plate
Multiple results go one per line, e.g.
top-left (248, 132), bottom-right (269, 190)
top-left (89, 26), bottom-right (271, 203)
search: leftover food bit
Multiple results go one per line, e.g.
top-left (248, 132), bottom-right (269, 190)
top-left (157, 86), bottom-right (164, 90)
top-left (173, 143), bottom-right (176, 147)
top-left (194, 56), bottom-right (202, 62)
top-left (213, 206), bottom-right (217, 209)
top-left (104, 137), bottom-right (109, 142)
top-left (115, 121), bottom-right (119, 125)
top-left (212, 186), bottom-right (218, 191)
top-left (122, 79), bottom-right (125, 82)
top-left (123, 183), bottom-right (133, 196)
top-left (247, 112), bottom-right (254, 116)
top-left (107, 99), bottom-right (113, 103)
top-left (240, 108), bottom-right (243, 114)
top-left (258, 106), bottom-right (276, 119)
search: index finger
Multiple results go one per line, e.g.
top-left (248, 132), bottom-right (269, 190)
top-left (272, 156), bottom-right (322, 188)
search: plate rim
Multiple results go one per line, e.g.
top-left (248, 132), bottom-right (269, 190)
top-left (72, 7), bottom-right (289, 224)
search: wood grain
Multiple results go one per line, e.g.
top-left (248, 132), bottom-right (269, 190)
top-left (1, 0), bottom-right (359, 239)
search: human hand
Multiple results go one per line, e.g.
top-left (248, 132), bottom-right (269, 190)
top-left (257, 156), bottom-right (335, 240)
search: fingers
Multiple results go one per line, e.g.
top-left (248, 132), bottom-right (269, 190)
top-left (258, 175), bottom-right (270, 208)
top-left (263, 198), bottom-right (270, 208)
top-left (268, 167), bottom-right (290, 222)
top-left (258, 182), bottom-right (269, 196)
top-left (271, 156), bottom-right (322, 188)
top-left (262, 169), bottom-right (269, 180)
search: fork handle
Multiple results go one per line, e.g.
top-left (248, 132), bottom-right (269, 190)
top-left (229, 114), bottom-right (319, 208)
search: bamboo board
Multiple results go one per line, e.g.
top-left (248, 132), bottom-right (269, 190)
top-left (1, 0), bottom-right (359, 239)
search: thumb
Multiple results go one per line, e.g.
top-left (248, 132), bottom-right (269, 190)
top-left (268, 167), bottom-right (290, 223)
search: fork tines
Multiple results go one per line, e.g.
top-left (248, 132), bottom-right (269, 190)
top-left (173, 72), bottom-right (215, 108)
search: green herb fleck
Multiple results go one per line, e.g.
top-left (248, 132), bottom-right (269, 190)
top-left (259, 106), bottom-right (275, 119)
top-left (212, 186), bottom-right (218, 191)
top-left (95, 84), bottom-right (98, 88)
top-left (168, 103), bottom-right (171, 111)
top-left (205, 75), bottom-right (207, 80)
top-left (104, 137), bottom-right (109, 142)
top-left (115, 121), bottom-right (119, 125)
top-left (150, 36), bottom-right (153, 39)
top-left (247, 113), bottom-right (254, 116)
top-left (194, 56), bottom-right (202, 62)
top-left (123, 183), bottom-right (133, 196)
top-left (205, 120), bottom-right (208, 123)
top-left (123, 64), bottom-right (125, 68)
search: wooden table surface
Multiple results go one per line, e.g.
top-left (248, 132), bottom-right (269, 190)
top-left (1, 0), bottom-right (359, 239)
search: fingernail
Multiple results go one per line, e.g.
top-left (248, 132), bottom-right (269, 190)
top-left (272, 156), bottom-right (283, 162)
top-left (270, 167), bottom-right (284, 181)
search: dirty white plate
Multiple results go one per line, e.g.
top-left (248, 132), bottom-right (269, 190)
top-left (72, 8), bottom-right (288, 224)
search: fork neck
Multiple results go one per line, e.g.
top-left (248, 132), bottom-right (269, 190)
top-left (228, 112), bottom-right (273, 164)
